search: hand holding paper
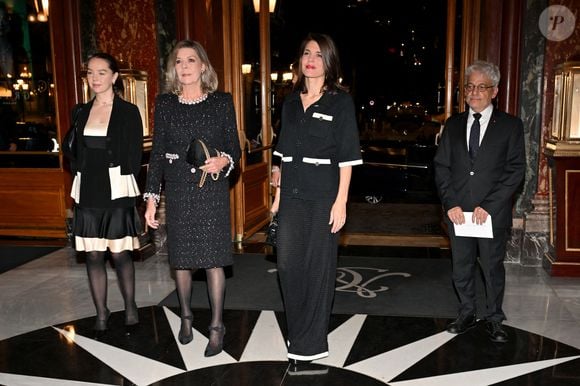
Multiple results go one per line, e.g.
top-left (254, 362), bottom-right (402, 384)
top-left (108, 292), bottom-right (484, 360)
top-left (453, 212), bottom-right (493, 238)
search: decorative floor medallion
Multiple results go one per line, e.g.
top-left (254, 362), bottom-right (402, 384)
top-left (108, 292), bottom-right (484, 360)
top-left (1, 306), bottom-right (579, 385)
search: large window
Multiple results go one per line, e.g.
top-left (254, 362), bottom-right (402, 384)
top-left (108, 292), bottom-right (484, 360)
top-left (0, 0), bottom-right (57, 167)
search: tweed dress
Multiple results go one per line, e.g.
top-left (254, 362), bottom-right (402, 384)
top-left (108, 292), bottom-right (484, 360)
top-left (144, 92), bottom-right (241, 269)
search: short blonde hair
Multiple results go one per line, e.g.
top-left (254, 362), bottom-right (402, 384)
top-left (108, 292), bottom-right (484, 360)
top-left (164, 40), bottom-right (218, 94)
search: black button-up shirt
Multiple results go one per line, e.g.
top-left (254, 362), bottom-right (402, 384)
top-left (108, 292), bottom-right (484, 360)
top-left (274, 90), bottom-right (363, 200)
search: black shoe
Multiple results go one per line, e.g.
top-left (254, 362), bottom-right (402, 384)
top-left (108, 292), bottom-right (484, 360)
top-left (93, 309), bottom-right (111, 332)
top-left (446, 314), bottom-right (477, 334)
top-left (124, 302), bottom-right (139, 335)
top-left (288, 359), bottom-right (329, 376)
top-left (178, 315), bottom-right (194, 345)
top-left (125, 302), bottom-right (139, 325)
top-left (486, 321), bottom-right (508, 343)
top-left (204, 325), bottom-right (226, 357)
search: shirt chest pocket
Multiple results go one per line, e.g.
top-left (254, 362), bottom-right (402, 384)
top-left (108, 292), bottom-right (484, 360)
top-left (308, 113), bottom-right (333, 138)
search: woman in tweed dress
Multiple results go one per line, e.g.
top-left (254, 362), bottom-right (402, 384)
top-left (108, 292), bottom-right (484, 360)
top-left (144, 40), bottom-right (240, 356)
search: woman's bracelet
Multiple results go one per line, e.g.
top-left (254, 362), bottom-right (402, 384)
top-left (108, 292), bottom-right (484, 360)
top-left (221, 152), bottom-right (234, 177)
top-left (272, 166), bottom-right (280, 173)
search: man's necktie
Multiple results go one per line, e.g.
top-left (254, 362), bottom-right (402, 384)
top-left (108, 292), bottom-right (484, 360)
top-left (469, 113), bottom-right (482, 160)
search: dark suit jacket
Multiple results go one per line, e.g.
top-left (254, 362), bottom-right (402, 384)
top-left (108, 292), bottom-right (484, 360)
top-left (71, 95), bottom-right (143, 176)
top-left (433, 108), bottom-right (525, 229)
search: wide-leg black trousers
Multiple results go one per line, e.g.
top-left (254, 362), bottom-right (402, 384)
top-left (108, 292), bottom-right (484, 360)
top-left (277, 196), bottom-right (338, 361)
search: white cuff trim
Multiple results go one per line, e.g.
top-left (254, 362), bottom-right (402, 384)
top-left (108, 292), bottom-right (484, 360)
top-left (109, 166), bottom-right (140, 200)
top-left (143, 192), bottom-right (160, 206)
top-left (273, 150), bottom-right (284, 157)
top-left (339, 159), bottom-right (363, 167)
top-left (281, 156), bottom-right (293, 162)
top-left (220, 151), bottom-right (235, 177)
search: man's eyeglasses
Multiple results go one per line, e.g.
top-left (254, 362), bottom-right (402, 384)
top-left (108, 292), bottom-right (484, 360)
top-left (464, 83), bottom-right (495, 93)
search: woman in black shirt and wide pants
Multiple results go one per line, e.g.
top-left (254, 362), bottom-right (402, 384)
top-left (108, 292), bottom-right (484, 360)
top-left (272, 33), bottom-right (362, 371)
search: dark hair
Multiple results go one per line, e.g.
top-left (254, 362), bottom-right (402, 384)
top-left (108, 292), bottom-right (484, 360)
top-left (164, 40), bottom-right (218, 94)
top-left (294, 33), bottom-right (346, 94)
top-left (87, 52), bottom-right (124, 95)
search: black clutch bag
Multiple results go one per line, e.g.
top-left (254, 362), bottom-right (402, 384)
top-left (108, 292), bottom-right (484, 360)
top-left (266, 214), bottom-right (279, 247)
top-left (186, 139), bottom-right (221, 187)
top-left (186, 138), bottom-right (220, 167)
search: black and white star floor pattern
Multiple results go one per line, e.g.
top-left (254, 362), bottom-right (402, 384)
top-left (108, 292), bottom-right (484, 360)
top-left (0, 306), bottom-right (579, 386)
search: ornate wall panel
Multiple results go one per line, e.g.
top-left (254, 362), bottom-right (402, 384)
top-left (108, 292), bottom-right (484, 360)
top-left (93, 0), bottom-right (159, 131)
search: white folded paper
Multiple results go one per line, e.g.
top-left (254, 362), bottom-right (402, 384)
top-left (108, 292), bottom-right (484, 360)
top-left (453, 212), bottom-right (493, 238)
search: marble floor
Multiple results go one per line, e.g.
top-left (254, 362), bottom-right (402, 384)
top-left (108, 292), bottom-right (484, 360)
top-left (1, 246), bottom-right (580, 385)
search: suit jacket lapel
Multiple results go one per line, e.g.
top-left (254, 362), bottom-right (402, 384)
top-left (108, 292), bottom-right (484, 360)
top-left (458, 112), bottom-right (469, 158)
top-left (478, 109), bottom-right (500, 153)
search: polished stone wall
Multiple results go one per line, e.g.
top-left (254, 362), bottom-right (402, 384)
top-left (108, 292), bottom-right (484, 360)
top-left (516, 0), bottom-right (580, 266)
top-left (515, 0), bottom-right (547, 217)
top-left (155, 0), bottom-right (177, 91)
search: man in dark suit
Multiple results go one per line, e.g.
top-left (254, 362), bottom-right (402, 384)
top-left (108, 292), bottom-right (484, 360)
top-left (433, 60), bottom-right (525, 343)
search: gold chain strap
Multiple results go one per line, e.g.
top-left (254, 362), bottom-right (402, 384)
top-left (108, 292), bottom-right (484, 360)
top-left (197, 140), bottom-right (220, 188)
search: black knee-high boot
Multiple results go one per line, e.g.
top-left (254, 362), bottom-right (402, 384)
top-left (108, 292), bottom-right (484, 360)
top-left (86, 251), bottom-right (110, 330)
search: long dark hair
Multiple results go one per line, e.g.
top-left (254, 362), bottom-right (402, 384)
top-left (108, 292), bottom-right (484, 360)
top-left (294, 33), bottom-right (347, 94)
top-left (87, 52), bottom-right (124, 95)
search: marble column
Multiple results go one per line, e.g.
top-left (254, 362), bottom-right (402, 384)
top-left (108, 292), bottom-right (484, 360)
top-left (514, 0), bottom-right (547, 266)
top-left (515, 0), bottom-right (546, 217)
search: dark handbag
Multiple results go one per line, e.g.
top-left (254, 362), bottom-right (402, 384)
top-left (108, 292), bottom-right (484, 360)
top-left (63, 105), bottom-right (82, 161)
top-left (186, 138), bottom-right (220, 187)
top-left (266, 213), bottom-right (279, 247)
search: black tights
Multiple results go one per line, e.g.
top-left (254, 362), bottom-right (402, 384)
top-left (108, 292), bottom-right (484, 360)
top-left (175, 267), bottom-right (225, 342)
top-left (85, 250), bottom-right (138, 323)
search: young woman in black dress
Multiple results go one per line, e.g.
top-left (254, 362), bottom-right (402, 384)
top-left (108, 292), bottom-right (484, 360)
top-left (70, 53), bottom-right (143, 335)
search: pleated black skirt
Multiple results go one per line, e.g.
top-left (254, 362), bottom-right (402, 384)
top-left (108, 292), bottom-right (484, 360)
top-left (73, 206), bottom-right (141, 253)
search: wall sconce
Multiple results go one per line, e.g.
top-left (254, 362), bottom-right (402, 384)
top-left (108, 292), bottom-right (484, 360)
top-left (253, 0), bottom-right (276, 13)
top-left (242, 64), bottom-right (252, 75)
top-left (270, 73), bottom-right (278, 82)
top-left (28, 0), bottom-right (49, 22)
top-left (546, 61), bottom-right (580, 156)
top-left (282, 72), bottom-right (293, 82)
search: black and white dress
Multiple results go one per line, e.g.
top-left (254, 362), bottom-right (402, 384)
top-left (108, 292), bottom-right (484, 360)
top-left (144, 91), bottom-right (241, 269)
top-left (71, 97), bottom-right (143, 253)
